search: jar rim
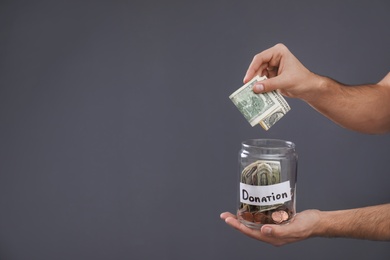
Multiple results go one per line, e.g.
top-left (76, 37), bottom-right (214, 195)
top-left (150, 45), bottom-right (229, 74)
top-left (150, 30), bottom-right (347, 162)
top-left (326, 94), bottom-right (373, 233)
top-left (242, 139), bottom-right (295, 150)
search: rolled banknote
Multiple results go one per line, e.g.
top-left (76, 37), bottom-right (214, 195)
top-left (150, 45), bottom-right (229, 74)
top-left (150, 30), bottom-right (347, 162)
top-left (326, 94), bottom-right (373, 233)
top-left (229, 75), bottom-right (290, 130)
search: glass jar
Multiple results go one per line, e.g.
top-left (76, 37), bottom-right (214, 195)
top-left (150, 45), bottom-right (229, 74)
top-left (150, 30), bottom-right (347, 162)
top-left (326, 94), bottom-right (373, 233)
top-left (237, 139), bottom-right (298, 229)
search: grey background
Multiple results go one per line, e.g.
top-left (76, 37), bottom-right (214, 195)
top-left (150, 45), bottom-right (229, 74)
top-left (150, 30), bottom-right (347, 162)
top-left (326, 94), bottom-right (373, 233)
top-left (1, 0), bottom-right (389, 259)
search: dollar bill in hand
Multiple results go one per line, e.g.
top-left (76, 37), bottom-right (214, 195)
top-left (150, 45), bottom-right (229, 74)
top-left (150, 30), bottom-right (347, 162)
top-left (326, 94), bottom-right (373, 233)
top-left (229, 75), bottom-right (290, 130)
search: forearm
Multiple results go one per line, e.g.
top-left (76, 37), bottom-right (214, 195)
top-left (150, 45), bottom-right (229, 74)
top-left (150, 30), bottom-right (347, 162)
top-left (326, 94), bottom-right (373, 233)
top-left (314, 204), bottom-right (390, 240)
top-left (304, 74), bottom-right (390, 134)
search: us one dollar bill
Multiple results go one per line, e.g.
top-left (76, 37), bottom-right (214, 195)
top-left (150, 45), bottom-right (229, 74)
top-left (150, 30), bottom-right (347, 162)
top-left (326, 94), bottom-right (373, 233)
top-left (241, 160), bottom-right (281, 186)
top-left (229, 75), bottom-right (290, 130)
top-left (240, 160), bottom-right (282, 212)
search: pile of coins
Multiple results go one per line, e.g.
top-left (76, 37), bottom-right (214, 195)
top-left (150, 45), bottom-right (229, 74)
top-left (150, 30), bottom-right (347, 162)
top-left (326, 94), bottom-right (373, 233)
top-left (238, 204), bottom-right (293, 225)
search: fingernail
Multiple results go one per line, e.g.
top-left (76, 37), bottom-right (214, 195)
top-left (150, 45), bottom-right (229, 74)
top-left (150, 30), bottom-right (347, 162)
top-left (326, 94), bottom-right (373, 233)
top-left (254, 83), bottom-right (264, 92)
top-left (262, 226), bottom-right (272, 236)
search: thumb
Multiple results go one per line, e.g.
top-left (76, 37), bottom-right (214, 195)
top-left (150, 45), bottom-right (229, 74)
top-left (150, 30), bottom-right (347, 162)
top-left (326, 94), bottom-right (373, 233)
top-left (261, 225), bottom-right (274, 236)
top-left (261, 224), bottom-right (289, 238)
top-left (253, 76), bottom-right (284, 94)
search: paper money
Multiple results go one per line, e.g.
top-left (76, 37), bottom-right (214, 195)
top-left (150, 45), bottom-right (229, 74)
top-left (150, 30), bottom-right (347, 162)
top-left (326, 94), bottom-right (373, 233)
top-left (229, 75), bottom-right (290, 130)
top-left (241, 160), bottom-right (281, 186)
top-left (240, 160), bottom-right (282, 212)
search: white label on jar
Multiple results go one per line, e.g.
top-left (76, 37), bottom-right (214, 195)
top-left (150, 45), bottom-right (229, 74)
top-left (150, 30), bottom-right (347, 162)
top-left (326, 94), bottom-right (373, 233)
top-left (240, 181), bottom-right (291, 206)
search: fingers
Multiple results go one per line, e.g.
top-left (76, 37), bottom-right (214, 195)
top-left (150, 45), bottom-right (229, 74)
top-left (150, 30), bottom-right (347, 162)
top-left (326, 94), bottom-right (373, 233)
top-left (243, 63), bottom-right (269, 83)
top-left (243, 43), bottom-right (287, 83)
top-left (220, 212), bottom-right (278, 242)
top-left (266, 66), bottom-right (278, 78)
top-left (243, 55), bottom-right (273, 83)
top-left (223, 216), bottom-right (264, 240)
top-left (220, 212), bottom-right (236, 220)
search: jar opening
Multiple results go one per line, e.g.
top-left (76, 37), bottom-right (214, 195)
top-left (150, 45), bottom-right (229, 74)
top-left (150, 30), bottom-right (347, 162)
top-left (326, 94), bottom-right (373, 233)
top-left (242, 139), bottom-right (295, 150)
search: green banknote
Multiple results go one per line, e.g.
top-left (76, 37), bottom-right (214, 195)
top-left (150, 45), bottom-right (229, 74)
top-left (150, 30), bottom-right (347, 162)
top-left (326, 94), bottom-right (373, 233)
top-left (229, 75), bottom-right (290, 130)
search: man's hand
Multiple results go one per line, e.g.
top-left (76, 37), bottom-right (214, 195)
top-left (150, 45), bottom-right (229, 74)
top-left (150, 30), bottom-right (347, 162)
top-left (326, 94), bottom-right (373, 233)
top-left (243, 43), bottom-right (320, 101)
top-left (220, 210), bottom-right (321, 246)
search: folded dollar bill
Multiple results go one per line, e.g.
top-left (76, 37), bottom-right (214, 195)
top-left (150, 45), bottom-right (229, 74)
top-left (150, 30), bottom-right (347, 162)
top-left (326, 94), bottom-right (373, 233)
top-left (229, 75), bottom-right (290, 130)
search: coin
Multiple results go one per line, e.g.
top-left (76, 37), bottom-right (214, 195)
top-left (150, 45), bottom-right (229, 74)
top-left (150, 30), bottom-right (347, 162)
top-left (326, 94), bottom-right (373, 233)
top-left (281, 210), bottom-right (289, 221)
top-left (271, 210), bottom-right (289, 224)
top-left (253, 212), bottom-right (267, 223)
top-left (241, 211), bottom-right (254, 222)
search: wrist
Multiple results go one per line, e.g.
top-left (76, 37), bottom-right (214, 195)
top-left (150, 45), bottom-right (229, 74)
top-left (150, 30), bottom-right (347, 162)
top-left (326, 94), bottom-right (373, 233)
top-left (311, 210), bottom-right (333, 238)
top-left (300, 73), bottom-right (330, 103)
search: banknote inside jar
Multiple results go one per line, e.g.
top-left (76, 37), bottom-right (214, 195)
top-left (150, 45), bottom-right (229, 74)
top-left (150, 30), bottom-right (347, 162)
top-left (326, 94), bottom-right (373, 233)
top-left (237, 160), bottom-right (295, 228)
